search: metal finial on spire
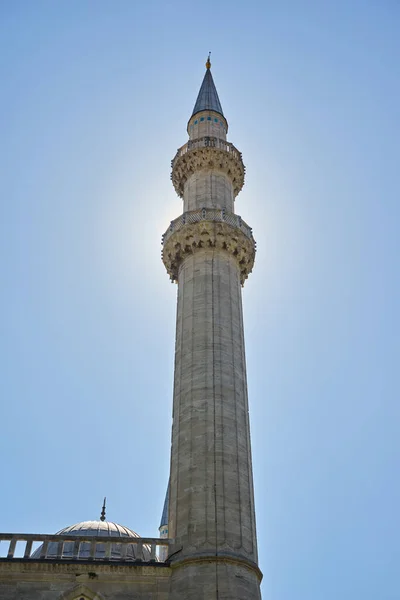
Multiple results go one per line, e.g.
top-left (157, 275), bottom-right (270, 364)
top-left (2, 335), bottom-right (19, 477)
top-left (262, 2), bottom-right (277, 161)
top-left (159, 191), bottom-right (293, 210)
top-left (100, 497), bottom-right (106, 522)
top-left (206, 52), bottom-right (211, 69)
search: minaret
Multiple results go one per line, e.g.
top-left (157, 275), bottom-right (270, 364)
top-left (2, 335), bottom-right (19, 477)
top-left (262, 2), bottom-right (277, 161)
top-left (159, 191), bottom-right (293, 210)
top-left (158, 484), bottom-right (169, 562)
top-left (162, 57), bottom-right (262, 599)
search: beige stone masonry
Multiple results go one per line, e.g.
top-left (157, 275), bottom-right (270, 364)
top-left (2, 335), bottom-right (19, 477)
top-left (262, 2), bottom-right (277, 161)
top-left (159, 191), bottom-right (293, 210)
top-left (0, 561), bottom-right (171, 600)
top-left (168, 250), bottom-right (258, 566)
top-left (171, 137), bottom-right (245, 199)
top-left (162, 215), bottom-right (256, 285)
top-left (187, 110), bottom-right (228, 140)
top-left (183, 170), bottom-right (234, 212)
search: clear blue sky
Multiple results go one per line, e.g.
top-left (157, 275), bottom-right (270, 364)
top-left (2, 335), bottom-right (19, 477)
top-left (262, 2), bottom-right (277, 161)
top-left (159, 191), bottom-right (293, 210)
top-left (1, 2), bottom-right (399, 598)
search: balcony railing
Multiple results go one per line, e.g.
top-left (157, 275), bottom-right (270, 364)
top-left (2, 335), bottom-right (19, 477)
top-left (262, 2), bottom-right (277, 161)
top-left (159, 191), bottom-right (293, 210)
top-left (162, 208), bottom-right (254, 247)
top-left (171, 136), bottom-right (243, 169)
top-left (0, 533), bottom-right (171, 564)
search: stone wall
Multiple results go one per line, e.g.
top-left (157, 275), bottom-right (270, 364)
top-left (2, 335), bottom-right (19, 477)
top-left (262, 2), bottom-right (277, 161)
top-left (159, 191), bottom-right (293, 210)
top-left (0, 562), bottom-right (171, 600)
top-left (169, 558), bottom-right (261, 600)
top-left (187, 110), bottom-right (227, 141)
top-left (183, 170), bottom-right (234, 213)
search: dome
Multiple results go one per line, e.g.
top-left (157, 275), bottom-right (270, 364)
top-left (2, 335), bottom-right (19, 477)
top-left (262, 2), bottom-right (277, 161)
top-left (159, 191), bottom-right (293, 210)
top-left (56, 520), bottom-right (141, 538)
top-left (32, 520), bottom-right (152, 561)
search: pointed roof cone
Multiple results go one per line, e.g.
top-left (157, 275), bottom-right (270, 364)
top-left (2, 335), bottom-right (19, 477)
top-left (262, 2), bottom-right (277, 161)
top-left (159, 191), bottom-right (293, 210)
top-left (159, 483), bottom-right (169, 528)
top-left (191, 57), bottom-right (224, 119)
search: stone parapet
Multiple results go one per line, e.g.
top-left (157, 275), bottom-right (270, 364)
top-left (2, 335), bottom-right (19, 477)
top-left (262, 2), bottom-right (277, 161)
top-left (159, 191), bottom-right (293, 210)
top-left (162, 209), bottom-right (256, 285)
top-left (0, 532), bottom-right (170, 564)
top-left (171, 136), bottom-right (245, 198)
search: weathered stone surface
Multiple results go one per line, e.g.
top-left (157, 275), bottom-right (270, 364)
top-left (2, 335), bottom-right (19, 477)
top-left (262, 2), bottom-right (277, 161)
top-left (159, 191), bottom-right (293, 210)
top-left (169, 558), bottom-right (262, 600)
top-left (171, 139), bottom-right (245, 199)
top-left (0, 562), bottom-right (171, 600)
top-left (168, 250), bottom-right (258, 567)
top-left (162, 218), bottom-right (256, 285)
top-left (187, 110), bottom-right (228, 140)
top-left (183, 170), bottom-right (235, 213)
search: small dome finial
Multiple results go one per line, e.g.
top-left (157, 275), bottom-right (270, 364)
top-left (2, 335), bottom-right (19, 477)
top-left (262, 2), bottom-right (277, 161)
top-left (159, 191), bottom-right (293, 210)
top-left (206, 52), bottom-right (211, 69)
top-left (100, 497), bottom-right (106, 522)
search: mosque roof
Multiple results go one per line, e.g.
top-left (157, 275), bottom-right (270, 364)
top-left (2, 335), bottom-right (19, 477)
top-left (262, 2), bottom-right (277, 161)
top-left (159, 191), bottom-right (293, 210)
top-left (31, 520), bottom-right (152, 561)
top-left (191, 58), bottom-right (224, 119)
top-left (55, 520), bottom-right (141, 538)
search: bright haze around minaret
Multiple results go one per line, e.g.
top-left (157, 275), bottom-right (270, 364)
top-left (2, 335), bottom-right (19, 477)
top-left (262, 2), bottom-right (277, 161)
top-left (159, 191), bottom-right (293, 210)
top-left (1, 3), bottom-right (399, 600)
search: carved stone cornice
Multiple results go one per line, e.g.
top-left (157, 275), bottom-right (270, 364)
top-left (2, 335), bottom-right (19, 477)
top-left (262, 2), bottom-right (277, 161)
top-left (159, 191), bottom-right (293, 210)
top-left (171, 137), bottom-right (245, 198)
top-left (162, 212), bottom-right (256, 285)
top-left (60, 584), bottom-right (104, 600)
top-left (0, 559), bottom-right (171, 576)
top-left (169, 551), bottom-right (263, 583)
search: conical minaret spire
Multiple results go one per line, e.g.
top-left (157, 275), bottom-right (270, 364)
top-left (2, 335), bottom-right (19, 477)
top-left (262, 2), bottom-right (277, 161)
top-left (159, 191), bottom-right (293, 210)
top-left (162, 60), bottom-right (261, 598)
top-left (191, 55), bottom-right (224, 119)
top-left (158, 482), bottom-right (170, 562)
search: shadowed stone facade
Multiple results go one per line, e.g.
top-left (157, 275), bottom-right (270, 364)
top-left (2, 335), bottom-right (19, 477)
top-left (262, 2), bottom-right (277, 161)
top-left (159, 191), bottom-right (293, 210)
top-left (0, 562), bottom-right (171, 599)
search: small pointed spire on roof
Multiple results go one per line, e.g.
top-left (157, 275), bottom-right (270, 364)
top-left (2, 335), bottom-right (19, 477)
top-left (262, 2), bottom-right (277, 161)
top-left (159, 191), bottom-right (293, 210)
top-left (159, 482), bottom-right (169, 528)
top-left (100, 497), bottom-right (106, 522)
top-left (206, 52), bottom-right (211, 69)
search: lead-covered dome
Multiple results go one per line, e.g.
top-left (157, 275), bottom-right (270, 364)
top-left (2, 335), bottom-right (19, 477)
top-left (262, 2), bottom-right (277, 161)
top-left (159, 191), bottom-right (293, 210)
top-left (56, 520), bottom-right (141, 538)
top-left (32, 520), bottom-right (151, 561)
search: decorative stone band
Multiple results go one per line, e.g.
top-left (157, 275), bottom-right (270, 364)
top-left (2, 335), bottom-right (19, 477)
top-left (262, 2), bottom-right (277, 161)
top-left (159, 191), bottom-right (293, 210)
top-left (171, 136), bottom-right (245, 198)
top-left (162, 209), bottom-right (256, 285)
top-left (169, 551), bottom-right (263, 583)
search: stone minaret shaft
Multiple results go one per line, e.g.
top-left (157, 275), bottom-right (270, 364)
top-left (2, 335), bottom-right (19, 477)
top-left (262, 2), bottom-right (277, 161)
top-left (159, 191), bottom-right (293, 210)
top-left (162, 59), bottom-right (262, 599)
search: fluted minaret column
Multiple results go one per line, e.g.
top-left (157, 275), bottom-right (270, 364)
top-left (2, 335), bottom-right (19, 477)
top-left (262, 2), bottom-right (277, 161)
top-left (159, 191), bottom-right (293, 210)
top-left (162, 57), bottom-right (262, 599)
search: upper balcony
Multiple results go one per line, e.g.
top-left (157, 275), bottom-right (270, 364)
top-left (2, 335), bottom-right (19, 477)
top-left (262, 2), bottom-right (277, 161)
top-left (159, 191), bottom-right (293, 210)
top-left (171, 136), bottom-right (245, 198)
